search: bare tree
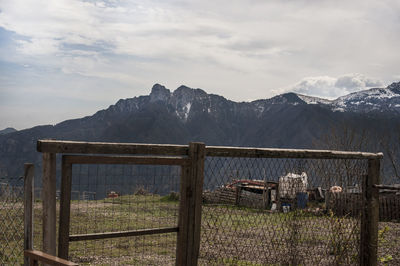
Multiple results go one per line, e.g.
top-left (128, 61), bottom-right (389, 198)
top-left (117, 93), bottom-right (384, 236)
top-left (312, 122), bottom-right (375, 189)
top-left (314, 121), bottom-right (400, 184)
top-left (379, 127), bottom-right (400, 183)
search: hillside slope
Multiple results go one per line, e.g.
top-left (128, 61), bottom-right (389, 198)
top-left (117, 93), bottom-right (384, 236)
top-left (1, 82), bottom-right (399, 179)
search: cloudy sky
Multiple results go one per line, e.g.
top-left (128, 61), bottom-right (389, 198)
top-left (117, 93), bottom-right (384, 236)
top-left (1, 0), bottom-right (399, 129)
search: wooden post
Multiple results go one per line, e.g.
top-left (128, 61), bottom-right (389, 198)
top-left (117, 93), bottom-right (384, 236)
top-left (42, 153), bottom-right (57, 256)
top-left (58, 157), bottom-right (72, 259)
top-left (235, 186), bottom-right (241, 206)
top-left (360, 158), bottom-right (380, 266)
top-left (264, 188), bottom-right (270, 210)
top-left (276, 183), bottom-right (281, 211)
top-left (24, 163), bottom-right (34, 266)
top-left (176, 142), bottom-right (205, 266)
top-left (177, 163), bottom-right (190, 266)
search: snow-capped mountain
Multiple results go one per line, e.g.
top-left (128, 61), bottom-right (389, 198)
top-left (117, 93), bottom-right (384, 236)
top-left (296, 94), bottom-right (333, 106)
top-left (1, 81), bottom-right (400, 179)
top-left (98, 81), bottom-right (400, 124)
top-left (292, 82), bottom-right (400, 114)
top-left (277, 81), bottom-right (400, 114)
top-left (330, 82), bottom-right (400, 114)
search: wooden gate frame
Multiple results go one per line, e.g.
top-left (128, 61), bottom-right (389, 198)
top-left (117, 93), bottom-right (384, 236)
top-left (37, 140), bottom-right (204, 266)
top-left (38, 139), bottom-right (382, 266)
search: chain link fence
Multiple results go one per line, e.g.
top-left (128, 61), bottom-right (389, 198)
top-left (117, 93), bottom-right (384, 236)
top-left (0, 178), bottom-right (25, 264)
top-left (2, 142), bottom-right (400, 265)
top-left (66, 163), bottom-right (181, 265)
top-left (200, 156), bottom-right (368, 265)
top-left (0, 176), bottom-right (42, 265)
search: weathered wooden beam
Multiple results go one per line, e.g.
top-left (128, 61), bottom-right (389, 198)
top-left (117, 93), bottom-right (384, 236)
top-left (206, 146), bottom-right (383, 159)
top-left (24, 250), bottom-right (78, 266)
top-left (64, 155), bottom-right (189, 166)
top-left (235, 187), bottom-right (241, 206)
top-left (361, 158), bottom-right (380, 266)
top-left (37, 140), bottom-right (188, 155)
top-left (58, 157), bottom-right (72, 259)
top-left (37, 139), bottom-right (384, 159)
top-left (24, 163), bottom-right (34, 266)
top-left (69, 227), bottom-right (178, 241)
top-left (373, 184), bottom-right (400, 190)
top-left (42, 153), bottom-right (57, 256)
top-left (176, 142), bottom-right (205, 266)
top-left (176, 164), bottom-right (190, 265)
top-left (190, 142), bottom-right (205, 266)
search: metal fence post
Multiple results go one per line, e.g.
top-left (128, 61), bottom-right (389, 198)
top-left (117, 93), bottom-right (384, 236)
top-left (361, 158), bottom-right (380, 266)
top-left (176, 142), bottom-right (205, 266)
top-left (24, 163), bottom-right (34, 266)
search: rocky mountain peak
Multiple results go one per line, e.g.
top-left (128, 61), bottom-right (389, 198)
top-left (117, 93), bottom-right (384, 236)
top-left (150, 83), bottom-right (171, 102)
top-left (328, 82), bottom-right (400, 114)
top-left (173, 85), bottom-right (207, 100)
top-left (270, 92), bottom-right (304, 105)
top-left (171, 86), bottom-right (208, 117)
top-left (175, 85), bottom-right (192, 92)
top-left (4, 81), bottom-right (400, 185)
top-left (388, 81), bottom-right (400, 93)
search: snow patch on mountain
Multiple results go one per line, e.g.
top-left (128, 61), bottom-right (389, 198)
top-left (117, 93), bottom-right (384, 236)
top-left (294, 82), bottom-right (400, 114)
top-left (184, 102), bottom-right (191, 120)
top-left (103, 81), bottom-right (400, 121)
top-left (335, 88), bottom-right (397, 103)
top-left (296, 94), bottom-right (332, 105)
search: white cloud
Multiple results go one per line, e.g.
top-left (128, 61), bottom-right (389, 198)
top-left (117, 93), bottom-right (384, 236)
top-left (290, 74), bottom-right (384, 99)
top-left (16, 38), bottom-right (59, 55)
top-left (335, 74), bottom-right (383, 91)
top-left (1, 0), bottom-right (398, 80)
top-left (0, 0), bottom-right (399, 128)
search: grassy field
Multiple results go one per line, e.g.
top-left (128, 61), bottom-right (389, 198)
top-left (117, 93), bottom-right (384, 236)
top-left (67, 193), bottom-right (179, 265)
top-left (1, 194), bottom-right (400, 265)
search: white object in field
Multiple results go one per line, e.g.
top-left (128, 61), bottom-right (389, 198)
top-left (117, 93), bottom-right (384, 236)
top-left (282, 205), bottom-right (290, 213)
top-left (270, 189), bottom-right (276, 201)
top-left (271, 203), bottom-right (277, 211)
top-left (278, 172), bottom-right (308, 199)
top-left (330, 185), bottom-right (342, 193)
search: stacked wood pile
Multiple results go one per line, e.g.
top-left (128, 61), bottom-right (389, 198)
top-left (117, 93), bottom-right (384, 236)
top-left (380, 194), bottom-right (400, 221)
top-left (326, 192), bottom-right (362, 217)
top-left (203, 187), bottom-right (236, 205)
top-left (203, 187), bottom-right (265, 209)
top-left (237, 190), bottom-right (264, 209)
top-left (327, 192), bottom-right (400, 221)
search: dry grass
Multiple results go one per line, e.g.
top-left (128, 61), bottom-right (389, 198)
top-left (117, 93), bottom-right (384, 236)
top-left (1, 195), bottom-right (400, 265)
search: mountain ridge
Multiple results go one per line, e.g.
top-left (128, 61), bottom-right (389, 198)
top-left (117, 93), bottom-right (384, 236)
top-left (0, 81), bottom-right (399, 180)
top-left (99, 81), bottom-right (400, 121)
top-left (0, 127), bottom-right (17, 135)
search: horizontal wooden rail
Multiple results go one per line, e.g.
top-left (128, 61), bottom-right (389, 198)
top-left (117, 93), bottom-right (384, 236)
top-left (38, 140), bottom-right (189, 155)
top-left (64, 155), bottom-right (189, 165)
top-left (206, 146), bottom-right (383, 159)
top-left (373, 184), bottom-right (400, 190)
top-left (69, 227), bottom-right (179, 241)
top-left (38, 139), bottom-right (383, 160)
top-left (24, 250), bottom-right (78, 266)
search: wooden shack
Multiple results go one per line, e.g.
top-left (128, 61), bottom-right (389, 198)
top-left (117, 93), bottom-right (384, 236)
top-left (217, 179), bottom-right (279, 209)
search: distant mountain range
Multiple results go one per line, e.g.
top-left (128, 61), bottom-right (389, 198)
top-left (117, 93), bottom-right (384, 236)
top-left (297, 81), bottom-right (400, 114)
top-left (1, 81), bottom-right (400, 181)
top-left (0, 127), bottom-right (17, 135)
